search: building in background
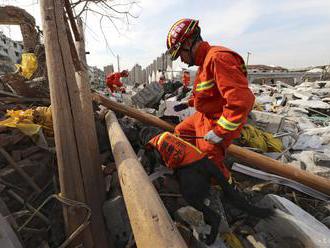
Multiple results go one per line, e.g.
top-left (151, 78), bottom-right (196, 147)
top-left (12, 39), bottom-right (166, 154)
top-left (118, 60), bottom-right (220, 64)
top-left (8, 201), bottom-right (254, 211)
top-left (128, 63), bottom-right (143, 85)
top-left (88, 66), bottom-right (105, 89)
top-left (0, 32), bottom-right (24, 64)
top-left (104, 64), bottom-right (114, 77)
top-left (143, 53), bottom-right (173, 83)
top-left (247, 65), bottom-right (288, 73)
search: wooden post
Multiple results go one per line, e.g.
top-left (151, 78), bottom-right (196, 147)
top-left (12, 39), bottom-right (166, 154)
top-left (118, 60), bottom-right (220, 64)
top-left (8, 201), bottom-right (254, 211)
top-left (105, 111), bottom-right (187, 248)
top-left (94, 93), bottom-right (330, 196)
top-left (40, 1), bottom-right (108, 247)
top-left (75, 17), bottom-right (106, 200)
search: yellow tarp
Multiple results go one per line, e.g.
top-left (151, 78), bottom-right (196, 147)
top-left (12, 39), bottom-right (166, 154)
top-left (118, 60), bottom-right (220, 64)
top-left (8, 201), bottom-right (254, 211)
top-left (0, 107), bottom-right (53, 136)
top-left (253, 102), bottom-right (264, 111)
top-left (15, 53), bottom-right (38, 79)
top-left (222, 232), bottom-right (244, 248)
top-left (241, 124), bottom-right (284, 152)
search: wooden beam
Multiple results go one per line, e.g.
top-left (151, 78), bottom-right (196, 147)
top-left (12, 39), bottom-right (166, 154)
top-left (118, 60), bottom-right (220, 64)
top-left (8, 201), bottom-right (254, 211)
top-left (92, 93), bottom-right (175, 131)
top-left (64, 0), bottom-right (81, 41)
top-left (227, 145), bottom-right (330, 196)
top-left (40, 1), bottom-right (108, 247)
top-left (105, 110), bottom-right (187, 248)
top-left (75, 16), bottom-right (106, 207)
top-left (0, 90), bottom-right (23, 98)
top-left (64, 16), bottom-right (82, 72)
top-left (94, 93), bottom-right (330, 196)
top-left (0, 97), bottom-right (50, 103)
top-left (0, 148), bottom-right (42, 194)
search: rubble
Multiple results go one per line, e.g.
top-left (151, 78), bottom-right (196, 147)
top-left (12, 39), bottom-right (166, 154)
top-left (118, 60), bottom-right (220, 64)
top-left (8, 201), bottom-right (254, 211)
top-left (0, 2), bottom-right (329, 248)
top-left (92, 77), bottom-right (330, 247)
top-left (0, 213), bottom-right (23, 248)
top-left (255, 194), bottom-right (330, 248)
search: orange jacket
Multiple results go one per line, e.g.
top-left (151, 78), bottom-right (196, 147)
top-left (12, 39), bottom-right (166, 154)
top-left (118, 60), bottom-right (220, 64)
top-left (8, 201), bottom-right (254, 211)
top-left (106, 72), bottom-right (124, 92)
top-left (189, 41), bottom-right (255, 139)
top-left (182, 72), bottom-right (190, 87)
top-left (148, 132), bottom-right (206, 169)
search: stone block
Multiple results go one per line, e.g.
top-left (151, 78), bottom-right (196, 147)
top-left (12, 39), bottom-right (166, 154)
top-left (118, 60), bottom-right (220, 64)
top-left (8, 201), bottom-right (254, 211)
top-left (103, 196), bottom-right (132, 248)
top-left (0, 213), bottom-right (23, 248)
top-left (249, 110), bottom-right (284, 133)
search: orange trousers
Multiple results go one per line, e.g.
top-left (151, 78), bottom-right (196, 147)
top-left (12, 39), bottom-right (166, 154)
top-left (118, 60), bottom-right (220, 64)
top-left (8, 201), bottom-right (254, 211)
top-left (174, 112), bottom-right (232, 179)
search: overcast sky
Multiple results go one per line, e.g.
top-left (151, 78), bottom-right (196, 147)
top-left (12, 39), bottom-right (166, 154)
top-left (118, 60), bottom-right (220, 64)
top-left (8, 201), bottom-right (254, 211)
top-left (1, 0), bottom-right (330, 71)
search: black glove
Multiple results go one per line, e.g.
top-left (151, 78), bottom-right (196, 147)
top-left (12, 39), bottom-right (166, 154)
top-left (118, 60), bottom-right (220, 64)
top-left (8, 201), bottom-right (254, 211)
top-left (173, 103), bottom-right (188, 112)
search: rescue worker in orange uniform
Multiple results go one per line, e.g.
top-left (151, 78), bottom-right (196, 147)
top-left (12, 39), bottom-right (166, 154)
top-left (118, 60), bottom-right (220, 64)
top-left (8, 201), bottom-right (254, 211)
top-left (182, 70), bottom-right (191, 88)
top-left (167, 19), bottom-right (255, 179)
top-left (106, 70), bottom-right (129, 93)
top-left (140, 127), bottom-right (273, 245)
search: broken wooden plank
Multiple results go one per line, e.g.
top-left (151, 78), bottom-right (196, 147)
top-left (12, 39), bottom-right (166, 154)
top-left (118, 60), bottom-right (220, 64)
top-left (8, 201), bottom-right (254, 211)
top-left (0, 90), bottom-right (23, 98)
top-left (64, 0), bottom-right (80, 41)
top-left (0, 97), bottom-right (50, 103)
top-left (0, 148), bottom-right (41, 194)
top-left (0, 132), bottom-right (25, 147)
top-left (93, 92), bottom-right (175, 131)
top-left (64, 16), bottom-right (82, 72)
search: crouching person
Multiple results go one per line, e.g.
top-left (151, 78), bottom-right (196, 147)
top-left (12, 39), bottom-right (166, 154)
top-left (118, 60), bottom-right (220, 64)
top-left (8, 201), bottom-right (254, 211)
top-left (140, 127), bottom-right (273, 245)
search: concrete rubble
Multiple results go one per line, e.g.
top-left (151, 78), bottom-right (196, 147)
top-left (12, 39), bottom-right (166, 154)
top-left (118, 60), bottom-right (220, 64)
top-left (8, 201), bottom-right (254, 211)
top-left (2, 54), bottom-right (330, 247)
top-left (0, 4), bottom-right (329, 248)
top-left (92, 76), bottom-right (329, 247)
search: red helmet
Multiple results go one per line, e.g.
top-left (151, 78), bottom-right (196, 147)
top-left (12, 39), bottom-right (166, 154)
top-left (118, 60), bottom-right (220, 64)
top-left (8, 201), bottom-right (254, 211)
top-left (166, 18), bottom-right (199, 61)
top-left (121, 70), bottom-right (129, 77)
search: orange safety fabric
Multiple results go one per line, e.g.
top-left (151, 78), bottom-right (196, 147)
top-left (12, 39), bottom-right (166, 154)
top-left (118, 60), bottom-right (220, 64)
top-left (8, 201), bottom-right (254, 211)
top-left (182, 71), bottom-right (191, 87)
top-left (106, 72), bottom-right (124, 92)
top-left (148, 132), bottom-right (206, 169)
top-left (175, 41), bottom-right (255, 178)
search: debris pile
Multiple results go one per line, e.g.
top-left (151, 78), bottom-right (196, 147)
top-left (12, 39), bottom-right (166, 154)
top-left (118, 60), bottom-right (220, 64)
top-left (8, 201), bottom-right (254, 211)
top-left (0, 103), bottom-right (63, 247)
top-left (100, 77), bottom-right (330, 247)
top-left (0, 3), bottom-right (330, 248)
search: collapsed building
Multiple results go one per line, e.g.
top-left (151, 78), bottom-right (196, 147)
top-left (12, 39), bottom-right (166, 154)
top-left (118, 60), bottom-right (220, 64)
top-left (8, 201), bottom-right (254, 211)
top-left (0, 3), bottom-right (330, 248)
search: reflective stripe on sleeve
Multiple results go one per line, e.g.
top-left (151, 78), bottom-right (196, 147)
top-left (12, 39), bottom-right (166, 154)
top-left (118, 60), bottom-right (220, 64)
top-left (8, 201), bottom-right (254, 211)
top-left (217, 116), bottom-right (241, 131)
top-left (196, 79), bottom-right (215, 92)
top-left (157, 132), bottom-right (169, 145)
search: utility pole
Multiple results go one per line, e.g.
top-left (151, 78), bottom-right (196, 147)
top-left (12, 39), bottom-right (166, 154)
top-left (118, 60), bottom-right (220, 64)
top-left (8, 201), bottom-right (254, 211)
top-left (117, 54), bottom-right (120, 72)
top-left (246, 51), bottom-right (251, 67)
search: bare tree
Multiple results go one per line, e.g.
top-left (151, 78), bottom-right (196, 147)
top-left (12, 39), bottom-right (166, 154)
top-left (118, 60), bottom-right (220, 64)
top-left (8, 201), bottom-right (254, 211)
top-left (70, 0), bottom-right (140, 56)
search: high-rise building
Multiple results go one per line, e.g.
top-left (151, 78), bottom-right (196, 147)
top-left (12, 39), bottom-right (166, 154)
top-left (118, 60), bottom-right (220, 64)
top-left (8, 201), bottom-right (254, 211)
top-left (104, 64), bottom-right (114, 77)
top-left (143, 53), bottom-right (172, 83)
top-left (128, 64), bottom-right (143, 85)
top-left (0, 32), bottom-right (24, 64)
top-left (88, 66), bottom-right (105, 89)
